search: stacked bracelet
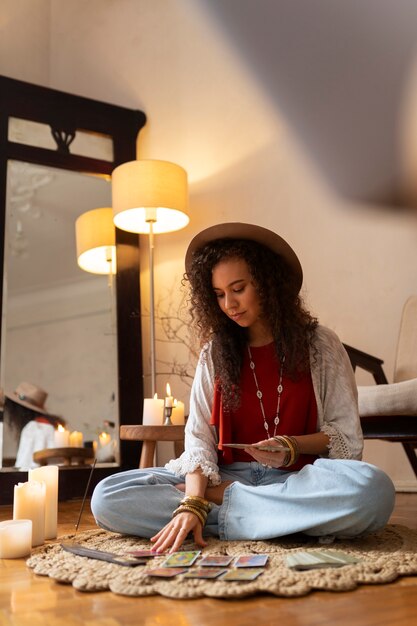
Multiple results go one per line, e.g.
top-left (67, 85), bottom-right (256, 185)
top-left (273, 435), bottom-right (300, 467)
top-left (171, 495), bottom-right (211, 527)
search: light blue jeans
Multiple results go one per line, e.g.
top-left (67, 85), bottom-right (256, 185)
top-left (91, 459), bottom-right (395, 541)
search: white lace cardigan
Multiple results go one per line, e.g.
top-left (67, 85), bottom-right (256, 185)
top-left (166, 325), bottom-right (363, 485)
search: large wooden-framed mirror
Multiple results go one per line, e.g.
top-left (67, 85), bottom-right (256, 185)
top-left (0, 75), bottom-right (146, 503)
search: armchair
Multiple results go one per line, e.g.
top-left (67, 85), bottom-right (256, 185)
top-left (343, 295), bottom-right (417, 478)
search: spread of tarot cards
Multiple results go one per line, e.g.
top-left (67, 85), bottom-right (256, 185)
top-left (142, 550), bottom-right (269, 581)
top-left (122, 546), bottom-right (359, 581)
top-left (222, 443), bottom-right (287, 451)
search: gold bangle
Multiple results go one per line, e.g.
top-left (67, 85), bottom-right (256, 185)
top-left (172, 507), bottom-right (206, 527)
top-left (281, 436), bottom-right (295, 466)
top-left (287, 436), bottom-right (300, 464)
top-left (182, 495), bottom-right (210, 507)
top-left (273, 436), bottom-right (291, 467)
top-left (273, 435), bottom-right (288, 450)
top-left (180, 496), bottom-right (211, 512)
top-left (280, 435), bottom-right (300, 467)
top-left (172, 505), bottom-right (207, 527)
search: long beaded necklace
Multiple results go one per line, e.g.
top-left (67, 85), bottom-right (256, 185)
top-left (247, 345), bottom-right (285, 439)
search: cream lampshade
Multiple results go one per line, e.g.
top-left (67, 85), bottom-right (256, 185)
top-left (112, 160), bottom-right (189, 233)
top-left (75, 207), bottom-right (116, 275)
top-left (111, 159), bottom-right (189, 396)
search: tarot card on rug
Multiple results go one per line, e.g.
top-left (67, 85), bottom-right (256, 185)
top-left (182, 567), bottom-right (228, 579)
top-left (161, 551), bottom-right (201, 567)
top-left (285, 549), bottom-right (360, 570)
top-left (147, 567), bottom-right (188, 577)
top-left (199, 555), bottom-right (234, 567)
top-left (234, 554), bottom-right (269, 567)
top-left (221, 568), bottom-right (264, 582)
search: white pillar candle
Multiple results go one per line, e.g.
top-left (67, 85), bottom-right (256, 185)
top-left (98, 432), bottom-right (111, 447)
top-left (143, 394), bottom-right (164, 425)
top-left (13, 481), bottom-right (46, 547)
top-left (0, 520), bottom-right (32, 558)
top-left (69, 431), bottom-right (83, 447)
top-left (171, 400), bottom-right (185, 425)
top-left (54, 425), bottom-right (70, 448)
top-left (28, 465), bottom-right (58, 540)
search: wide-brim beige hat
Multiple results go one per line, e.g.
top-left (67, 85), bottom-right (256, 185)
top-left (5, 381), bottom-right (50, 415)
top-left (185, 222), bottom-right (303, 293)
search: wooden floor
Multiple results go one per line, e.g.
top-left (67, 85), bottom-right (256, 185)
top-left (0, 493), bottom-right (416, 626)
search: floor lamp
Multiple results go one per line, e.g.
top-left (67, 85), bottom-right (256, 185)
top-left (111, 160), bottom-right (189, 397)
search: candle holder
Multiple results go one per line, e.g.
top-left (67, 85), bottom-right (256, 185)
top-left (163, 406), bottom-right (173, 426)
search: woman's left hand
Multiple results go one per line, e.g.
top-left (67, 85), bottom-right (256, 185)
top-left (151, 510), bottom-right (207, 554)
top-left (245, 438), bottom-right (287, 468)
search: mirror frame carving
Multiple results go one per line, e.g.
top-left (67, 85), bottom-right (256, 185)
top-left (0, 75), bottom-right (146, 503)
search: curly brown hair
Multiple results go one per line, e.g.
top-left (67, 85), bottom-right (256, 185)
top-left (186, 238), bottom-right (318, 409)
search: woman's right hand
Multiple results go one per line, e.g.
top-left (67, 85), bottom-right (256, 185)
top-left (150, 510), bottom-right (207, 554)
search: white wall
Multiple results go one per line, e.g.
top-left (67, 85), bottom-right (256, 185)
top-left (1, 0), bottom-right (416, 488)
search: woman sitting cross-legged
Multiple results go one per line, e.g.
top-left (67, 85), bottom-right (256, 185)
top-left (91, 222), bottom-right (395, 553)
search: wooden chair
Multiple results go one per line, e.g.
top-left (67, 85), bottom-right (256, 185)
top-left (343, 295), bottom-right (417, 477)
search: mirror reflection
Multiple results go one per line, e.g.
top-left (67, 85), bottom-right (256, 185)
top-left (1, 161), bottom-right (119, 470)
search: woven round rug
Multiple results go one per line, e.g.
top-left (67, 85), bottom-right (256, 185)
top-left (26, 524), bottom-right (417, 599)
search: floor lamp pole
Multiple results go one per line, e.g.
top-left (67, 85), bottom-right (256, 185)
top-left (148, 220), bottom-right (156, 397)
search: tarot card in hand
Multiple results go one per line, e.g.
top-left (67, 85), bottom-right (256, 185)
top-left (183, 567), bottom-right (228, 579)
top-left (234, 554), bottom-right (269, 567)
top-left (221, 568), bottom-right (264, 581)
top-left (222, 443), bottom-right (286, 451)
top-left (161, 550), bottom-right (201, 567)
top-left (199, 555), bottom-right (234, 567)
top-left (147, 567), bottom-right (188, 577)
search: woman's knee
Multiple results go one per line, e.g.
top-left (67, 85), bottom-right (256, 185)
top-left (90, 475), bottom-right (112, 524)
top-left (337, 460), bottom-right (395, 532)
top-left (315, 459), bottom-right (395, 533)
top-left (361, 463), bottom-right (395, 530)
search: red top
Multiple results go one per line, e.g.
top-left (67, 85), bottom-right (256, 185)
top-left (211, 342), bottom-right (318, 470)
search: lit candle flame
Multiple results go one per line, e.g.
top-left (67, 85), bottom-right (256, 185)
top-left (57, 424), bottom-right (65, 432)
top-left (166, 383), bottom-right (171, 396)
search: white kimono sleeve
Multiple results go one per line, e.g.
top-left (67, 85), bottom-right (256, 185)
top-left (165, 346), bottom-right (222, 485)
top-left (312, 326), bottom-right (364, 460)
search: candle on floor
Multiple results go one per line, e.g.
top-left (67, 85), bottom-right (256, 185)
top-left (28, 465), bottom-right (58, 540)
top-left (171, 399), bottom-right (185, 425)
top-left (69, 431), bottom-right (83, 447)
top-left (143, 393), bottom-right (164, 425)
top-left (13, 481), bottom-right (46, 547)
top-left (54, 425), bottom-right (70, 448)
top-left (0, 520), bottom-right (32, 558)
